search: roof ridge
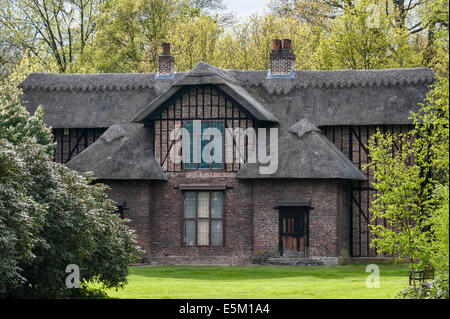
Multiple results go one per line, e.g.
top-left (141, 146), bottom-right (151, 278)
top-left (18, 66), bottom-right (434, 94)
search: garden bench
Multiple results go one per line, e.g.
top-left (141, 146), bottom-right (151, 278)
top-left (409, 267), bottom-right (435, 286)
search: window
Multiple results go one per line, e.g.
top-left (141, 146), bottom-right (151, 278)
top-left (183, 120), bottom-right (224, 170)
top-left (183, 191), bottom-right (224, 246)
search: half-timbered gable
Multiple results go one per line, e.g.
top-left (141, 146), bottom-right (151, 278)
top-left (151, 85), bottom-right (257, 172)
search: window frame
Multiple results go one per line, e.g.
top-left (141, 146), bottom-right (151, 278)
top-left (182, 119), bottom-right (226, 171)
top-left (182, 191), bottom-right (225, 248)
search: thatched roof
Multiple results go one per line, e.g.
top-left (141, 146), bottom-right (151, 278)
top-left (20, 63), bottom-right (434, 128)
top-left (236, 119), bottom-right (366, 180)
top-left (66, 123), bottom-right (166, 180)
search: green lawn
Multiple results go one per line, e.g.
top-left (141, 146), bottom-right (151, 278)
top-left (103, 264), bottom-right (409, 299)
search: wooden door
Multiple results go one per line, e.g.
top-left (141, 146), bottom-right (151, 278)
top-left (279, 208), bottom-right (309, 257)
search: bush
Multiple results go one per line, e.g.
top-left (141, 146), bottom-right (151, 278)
top-left (395, 274), bottom-right (449, 299)
top-left (0, 83), bottom-right (141, 298)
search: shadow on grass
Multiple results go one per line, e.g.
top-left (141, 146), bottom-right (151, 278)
top-left (128, 264), bottom-right (409, 281)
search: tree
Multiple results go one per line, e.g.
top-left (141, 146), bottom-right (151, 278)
top-left (189, 0), bottom-right (235, 27)
top-left (0, 140), bottom-right (47, 295)
top-left (168, 15), bottom-right (221, 71)
top-left (314, 0), bottom-right (421, 69)
top-left (365, 61), bottom-right (449, 290)
top-left (0, 73), bottom-right (141, 297)
top-left (418, 76), bottom-right (449, 276)
top-left (421, 0), bottom-right (449, 73)
top-left (0, 0), bottom-right (105, 73)
top-left (83, 0), bottom-right (192, 73)
top-left (213, 13), bottom-right (317, 71)
top-left (269, 0), bottom-right (425, 33)
top-left (366, 129), bottom-right (433, 288)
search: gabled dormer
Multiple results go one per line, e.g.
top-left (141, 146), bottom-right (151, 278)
top-left (132, 62), bottom-right (279, 172)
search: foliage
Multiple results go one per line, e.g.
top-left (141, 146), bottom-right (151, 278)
top-left (0, 0), bottom-right (105, 73)
top-left (1, 0), bottom-right (434, 73)
top-left (395, 274), bottom-right (449, 299)
top-left (365, 62), bottom-right (449, 291)
top-left (315, 0), bottom-right (421, 69)
top-left (168, 15), bottom-right (221, 71)
top-left (0, 79), bottom-right (54, 155)
top-left (270, 0), bottom-right (425, 33)
top-left (214, 13), bottom-right (319, 71)
top-left (365, 129), bottom-right (433, 279)
top-left (0, 81), bottom-right (141, 298)
top-left (418, 78), bottom-right (449, 276)
top-left (82, 0), bottom-right (192, 73)
top-left (427, 185), bottom-right (449, 274)
top-left (361, 0), bottom-right (448, 293)
top-left (422, 0), bottom-right (449, 77)
top-left (79, 0), bottom-right (234, 73)
top-left (0, 139), bottom-right (47, 295)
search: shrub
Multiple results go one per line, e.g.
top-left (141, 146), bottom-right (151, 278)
top-left (0, 82), bottom-right (141, 298)
top-left (395, 274), bottom-right (449, 299)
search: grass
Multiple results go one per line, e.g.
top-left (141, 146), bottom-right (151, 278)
top-left (102, 264), bottom-right (409, 299)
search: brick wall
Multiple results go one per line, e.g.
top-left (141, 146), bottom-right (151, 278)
top-left (270, 54), bottom-right (295, 75)
top-left (53, 123), bottom-right (414, 262)
top-left (100, 175), bottom-right (350, 265)
top-left (270, 39), bottom-right (296, 75)
top-left (158, 55), bottom-right (174, 75)
top-left (149, 172), bottom-right (254, 265)
top-left (102, 180), bottom-right (155, 261)
top-left (252, 179), bottom-right (345, 259)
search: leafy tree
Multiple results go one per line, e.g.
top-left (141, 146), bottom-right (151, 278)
top-left (428, 185), bottom-right (449, 274)
top-left (365, 67), bottom-right (449, 290)
top-left (0, 0), bottom-right (105, 73)
top-left (364, 0), bottom-right (448, 286)
top-left (421, 0), bottom-right (449, 74)
top-left (82, 0), bottom-right (194, 73)
top-left (269, 0), bottom-right (425, 33)
top-left (190, 0), bottom-right (224, 11)
top-left (189, 0), bottom-right (235, 27)
top-left (0, 76), bottom-right (140, 297)
top-left (213, 13), bottom-right (318, 71)
top-left (365, 130), bottom-right (433, 288)
top-left (418, 76), bottom-right (449, 276)
top-left (314, 0), bottom-right (421, 69)
top-left (168, 15), bottom-right (221, 71)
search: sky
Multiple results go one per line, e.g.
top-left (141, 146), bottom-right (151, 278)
top-left (224, 0), bottom-right (270, 19)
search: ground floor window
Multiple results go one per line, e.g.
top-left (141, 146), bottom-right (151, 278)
top-left (183, 191), bottom-right (224, 246)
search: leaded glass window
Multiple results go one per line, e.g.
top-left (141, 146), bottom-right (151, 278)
top-left (183, 191), bottom-right (224, 247)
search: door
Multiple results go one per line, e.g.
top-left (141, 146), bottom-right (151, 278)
top-left (279, 207), bottom-right (309, 257)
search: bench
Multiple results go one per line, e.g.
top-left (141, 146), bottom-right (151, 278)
top-left (409, 267), bottom-right (435, 286)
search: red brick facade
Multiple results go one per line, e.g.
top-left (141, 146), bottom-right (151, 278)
top-left (99, 174), bottom-right (354, 265)
top-left (54, 123), bottom-right (410, 264)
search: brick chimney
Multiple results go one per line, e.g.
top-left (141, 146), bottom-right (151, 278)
top-left (269, 38), bottom-right (296, 77)
top-left (157, 42), bottom-right (175, 77)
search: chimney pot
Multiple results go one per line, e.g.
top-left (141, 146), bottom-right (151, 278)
top-left (162, 42), bottom-right (171, 54)
top-left (272, 39), bottom-right (282, 51)
top-left (283, 39), bottom-right (292, 52)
